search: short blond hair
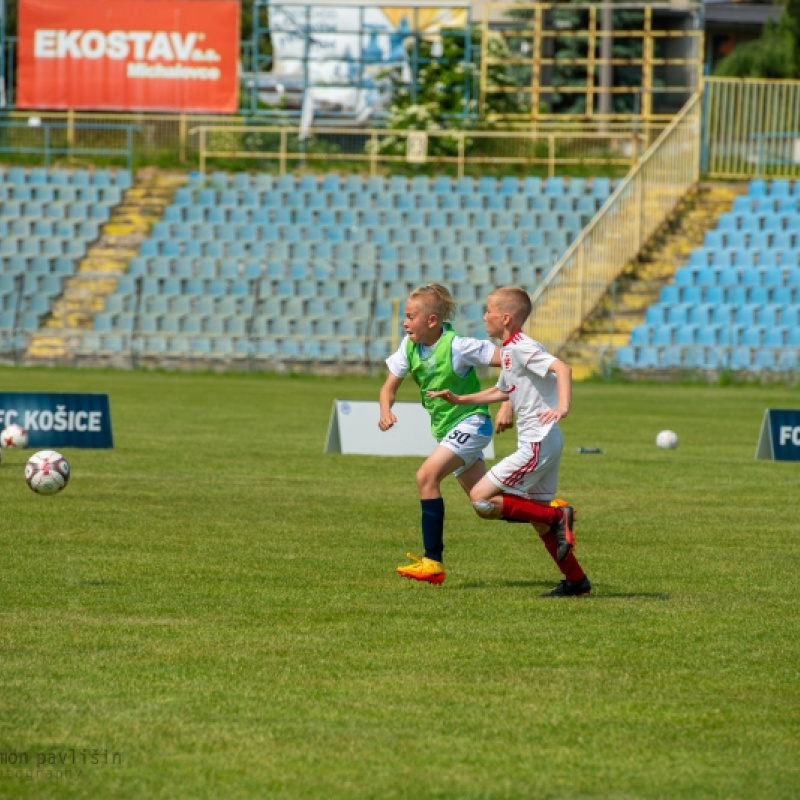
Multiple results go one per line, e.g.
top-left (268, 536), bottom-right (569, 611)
top-left (408, 283), bottom-right (457, 322)
top-left (488, 287), bottom-right (532, 325)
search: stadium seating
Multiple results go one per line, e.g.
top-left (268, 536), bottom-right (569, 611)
top-left (617, 179), bottom-right (800, 372)
top-left (0, 166), bottom-right (131, 347)
top-left (91, 171), bottom-right (612, 363)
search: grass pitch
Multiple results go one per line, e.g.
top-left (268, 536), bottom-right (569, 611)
top-left (0, 367), bottom-right (798, 800)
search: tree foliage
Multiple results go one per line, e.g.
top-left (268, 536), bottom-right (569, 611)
top-left (714, 1), bottom-right (800, 79)
top-left (381, 30), bottom-right (479, 134)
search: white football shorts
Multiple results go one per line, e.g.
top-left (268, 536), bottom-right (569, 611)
top-left (438, 414), bottom-right (494, 477)
top-left (486, 425), bottom-right (563, 502)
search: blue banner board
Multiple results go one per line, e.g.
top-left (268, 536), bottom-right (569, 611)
top-left (755, 409), bottom-right (800, 461)
top-left (0, 393), bottom-right (114, 449)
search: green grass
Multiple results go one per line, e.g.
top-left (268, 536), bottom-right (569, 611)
top-left (0, 367), bottom-right (798, 800)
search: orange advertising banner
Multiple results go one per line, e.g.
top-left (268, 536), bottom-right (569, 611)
top-left (17, 0), bottom-right (240, 112)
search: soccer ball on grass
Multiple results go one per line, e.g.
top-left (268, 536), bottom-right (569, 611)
top-left (655, 430), bottom-right (679, 450)
top-left (25, 450), bottom-right (70, 495)
top-left (1, 424), bottom-right (28, 448)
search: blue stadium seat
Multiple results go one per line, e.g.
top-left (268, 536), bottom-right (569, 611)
top-left (636, 346), bottom-right (660, 368)
top-left (630, 324), bottom-right (652, 345)
top-left (651, 326), bottom-right (675, 346)
top-left (729, 347), bottom-right (753, 371)
top-left (754, 349), bottom-right (777, 371)
top-left (661, 346), bottom-right (684, 368)
top-left (739, 327), bottom-right (764, 347)
top-left (666, 305), bottom-right (690, 325)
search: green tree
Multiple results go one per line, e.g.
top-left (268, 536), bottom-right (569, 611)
top-left (381, 30), bottom-right (479, 133)
top-left (3, 0), bottom-right (17, 39)
top-left (714, 1), bottom-right (800, 78)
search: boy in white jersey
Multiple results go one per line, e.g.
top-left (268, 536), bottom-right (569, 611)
top-left (428, 286), bottom-right (591, 597)
top-left (378, 283), bottom-right (511, 585)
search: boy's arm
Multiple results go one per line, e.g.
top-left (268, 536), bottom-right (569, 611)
top-left (378, 373), bottom-right (404, 431)
top-left (495, 400), bottom-right (514, 433)
top-left (427, 386), bottom-right (509, 406)
top-left (488, 345), bottom-right (514, 430)
top-left (536, 358), bottom-right (572, 425)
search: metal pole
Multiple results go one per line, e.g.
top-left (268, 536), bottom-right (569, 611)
top-left (364, 272), bottom-right (379, 375)
top-left (179, 113), bottom-right (186, 164)
top-left (12, 273), bottom-right (23, 365)
top-left (247, 266), bottom-right (265, 372)
top-left (0, 0), bottom-right (6, 109)
top-left (131, 276), bottom-right (143, 368)
top-left (599, 4), bottom-right (613, 124)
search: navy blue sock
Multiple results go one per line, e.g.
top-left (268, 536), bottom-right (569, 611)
top-left (420, 498), bottom-right (445, 562)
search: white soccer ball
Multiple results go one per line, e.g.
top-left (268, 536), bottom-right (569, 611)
top-left (1, 423), bottom-right (28, 448)
top-left (25, 450), bottom-right (70, 495)
top-left (656, 429), bottom-right (679, 450)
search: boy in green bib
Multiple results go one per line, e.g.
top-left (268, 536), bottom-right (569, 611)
top-left (378, 284), bottom-right (510, 584)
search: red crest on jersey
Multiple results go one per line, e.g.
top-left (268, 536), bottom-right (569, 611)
top-left (502, 351), bottom-right (512, 370)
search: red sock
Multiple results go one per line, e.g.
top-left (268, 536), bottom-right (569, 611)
top-left (502, 495), bottom-right (560, 526)
top-left (540, 531), bottom-right (585, 582)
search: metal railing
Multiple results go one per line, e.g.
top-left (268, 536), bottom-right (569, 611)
top-left (479, 2), bottom-right (703, 123)
top-left (703, 77), bottom-right (800, 179)
top-left (527, 91), bottom-right (702, 353)
top-left (0, 120), bottom-right (138, 168)
top-left (191, 122), bottom-right (666, 176)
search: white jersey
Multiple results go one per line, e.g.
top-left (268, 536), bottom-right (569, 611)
top-left (496, 330), bottom-right (558, 443)
top-left (386, 333), bottom-right (496, 379)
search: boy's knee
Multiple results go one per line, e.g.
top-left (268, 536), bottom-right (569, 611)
top-left (472, 499), bottom-right (495, 518)
top-left (534, 522), bottom-right (551, 536)
top-left (416, 466), bottom-right (439, 494)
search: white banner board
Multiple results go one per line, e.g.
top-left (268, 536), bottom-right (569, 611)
top-left (324, 399), bottom-right (495, 458)
top-left (264, 1), bottom-right (469, 123)
top-left (268, 2), bottom-right (468, 83)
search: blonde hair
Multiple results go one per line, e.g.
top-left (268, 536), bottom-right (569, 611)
top-left (488, 287), bottom-right (532, 325)
top-left (408, 283), bottom-right (457, 322)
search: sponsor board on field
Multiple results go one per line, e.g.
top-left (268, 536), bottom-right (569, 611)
top-left (755, 408), bottom-right (800, 461)
top-left (0, 393), bottom-right (114, 449)
top-left (324, 399), bottom-right (494, 458)
top-left (17, 0), bottom-right (240, 112)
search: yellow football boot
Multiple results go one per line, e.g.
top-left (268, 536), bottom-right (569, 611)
top-left (396, 553), bottom-right (445, 585)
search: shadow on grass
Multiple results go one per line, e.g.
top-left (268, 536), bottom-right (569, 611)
top-left (455, 580), bottom-right (670, 600)
top-left (72, 580), bottom-right (124, 587)
top-left (454, 580), bottom-right (558, 590)
top-left (594, 591), bottom-right (670, 601)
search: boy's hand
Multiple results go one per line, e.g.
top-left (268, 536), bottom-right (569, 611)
top-left (378, 411), bottom-right (397, 431)
top-left (426, 389), bottom-right (459, 404)
top-left (495, 401), bottom-right (514, 433)
top-left (537, 407), bottom-right (569, 425)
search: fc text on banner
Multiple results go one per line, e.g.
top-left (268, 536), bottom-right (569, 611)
top-left (0, 392), bottom-right (114, 449)
top-left (324, 400), bottom-right (495, 458)
top-left (755, 408), bottom-right (800, 461)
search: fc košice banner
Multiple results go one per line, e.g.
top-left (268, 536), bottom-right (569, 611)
top-left (0, 393), bottom-right (114, 449)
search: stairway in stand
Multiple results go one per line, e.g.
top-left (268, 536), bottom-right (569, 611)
top-left (27, 169), bottom-right (187, 362)
top-left (561, 182), bottom-right (744, 379)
